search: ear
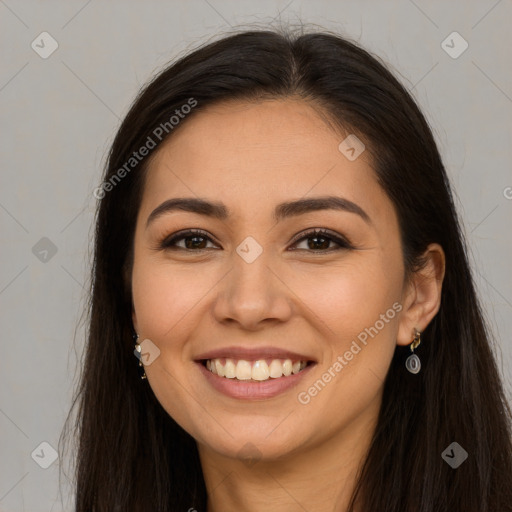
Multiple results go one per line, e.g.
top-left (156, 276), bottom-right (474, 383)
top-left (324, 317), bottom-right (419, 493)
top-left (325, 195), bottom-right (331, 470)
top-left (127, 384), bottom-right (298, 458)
top-left (396, 243), bottom-right (446, 346)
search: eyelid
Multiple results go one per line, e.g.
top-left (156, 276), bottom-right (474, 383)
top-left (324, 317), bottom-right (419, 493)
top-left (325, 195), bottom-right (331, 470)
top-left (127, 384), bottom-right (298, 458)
top-left (158, 227), bottom-right (353, 252)
top-left (288, 228), bottom-right (352, 249)
top-left (158, 228), bottom-right (218, 250)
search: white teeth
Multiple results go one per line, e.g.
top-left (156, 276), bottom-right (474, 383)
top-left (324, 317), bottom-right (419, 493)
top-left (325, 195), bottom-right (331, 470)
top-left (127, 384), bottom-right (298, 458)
top-left (215, 359), bottom-right (225, 377)
top-left (224, 358), bottom-right (236, 378)
top-left (269, 359), bottom-right (283, 378)
top-left (282, 359), bottom-right (292, 376)
top-left (235, 360), bottom-right (252, 380)
top-left (252, 360), bottom-right (270, 381)
top-left (204, 358), bottom-right (309, 381)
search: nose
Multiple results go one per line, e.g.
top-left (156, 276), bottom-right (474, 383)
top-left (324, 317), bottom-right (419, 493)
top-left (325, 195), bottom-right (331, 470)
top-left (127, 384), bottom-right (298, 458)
top-left (211, 247), bottom-right (293, 331)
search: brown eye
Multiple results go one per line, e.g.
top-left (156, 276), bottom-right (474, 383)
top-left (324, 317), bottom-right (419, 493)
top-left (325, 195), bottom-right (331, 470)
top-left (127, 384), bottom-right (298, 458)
top-left (289, 229), bottom-right (353, 252)
top-left (158, 228), bottom-right (353, 253)
top-left (160, 229), bottom-right (218, 251)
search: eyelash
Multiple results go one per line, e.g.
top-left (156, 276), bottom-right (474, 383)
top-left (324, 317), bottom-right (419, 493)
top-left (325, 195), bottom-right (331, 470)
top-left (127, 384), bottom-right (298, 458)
top-left (158, 228), bottom-right (353, 253)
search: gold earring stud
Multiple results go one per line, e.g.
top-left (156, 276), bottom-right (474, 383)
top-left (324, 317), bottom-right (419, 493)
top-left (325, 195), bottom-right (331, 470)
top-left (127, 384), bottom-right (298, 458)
top-left (133, 333), bottom-right (147, 380)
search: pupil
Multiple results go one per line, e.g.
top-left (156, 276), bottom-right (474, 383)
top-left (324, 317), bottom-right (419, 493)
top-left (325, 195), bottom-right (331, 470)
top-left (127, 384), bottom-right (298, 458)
top-left (309, 236), bottom-right (329, 250)
top-left (186, 236), bottom-right (206, 249)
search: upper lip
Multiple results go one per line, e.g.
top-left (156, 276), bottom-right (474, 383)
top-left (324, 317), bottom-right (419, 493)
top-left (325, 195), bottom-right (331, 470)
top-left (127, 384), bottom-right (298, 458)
top-left (194, 345), bottom-right (316, 362)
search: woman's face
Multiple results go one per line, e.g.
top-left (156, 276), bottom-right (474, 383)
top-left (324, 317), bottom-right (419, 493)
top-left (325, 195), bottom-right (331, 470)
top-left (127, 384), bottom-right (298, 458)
top-left (131, 98), bottom-right (410, 462)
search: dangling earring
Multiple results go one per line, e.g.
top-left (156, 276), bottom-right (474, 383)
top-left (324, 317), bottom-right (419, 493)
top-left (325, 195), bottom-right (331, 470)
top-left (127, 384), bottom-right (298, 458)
top-left (133, 333), bottom-right (147, 380)
top-left (405, 329), bottom-right (422, 374)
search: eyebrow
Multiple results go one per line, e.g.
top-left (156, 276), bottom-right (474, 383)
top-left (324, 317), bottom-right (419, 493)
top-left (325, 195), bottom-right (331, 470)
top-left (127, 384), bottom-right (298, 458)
top-left (145, 195), bottom-right (372, 229)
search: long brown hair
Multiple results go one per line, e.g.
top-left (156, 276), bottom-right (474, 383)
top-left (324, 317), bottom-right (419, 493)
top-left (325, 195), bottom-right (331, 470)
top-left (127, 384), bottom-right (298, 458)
top-left (59, 26), bottom-right (512, 511)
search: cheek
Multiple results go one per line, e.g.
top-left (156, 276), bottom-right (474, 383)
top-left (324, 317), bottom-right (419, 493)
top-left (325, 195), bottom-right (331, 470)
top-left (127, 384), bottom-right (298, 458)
top-left (293, 266), bottom-right (401, 421)
top-left (131, 259), bottom-right (210, 432)
top-left (291, 255), bottom-right (402, 396)
top-left (131, 258), bottom-right (213, 342)
top-left (290, 255), bottom-right (400, 336)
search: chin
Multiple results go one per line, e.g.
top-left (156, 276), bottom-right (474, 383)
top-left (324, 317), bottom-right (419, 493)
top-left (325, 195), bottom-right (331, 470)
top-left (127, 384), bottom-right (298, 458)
top-left (195, 423), bottom-right (309, 462)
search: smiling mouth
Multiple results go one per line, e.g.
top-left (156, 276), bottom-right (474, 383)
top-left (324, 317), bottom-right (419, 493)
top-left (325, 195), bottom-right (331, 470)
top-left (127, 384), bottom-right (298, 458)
top-left (200, 358), bottom-right (314, 381)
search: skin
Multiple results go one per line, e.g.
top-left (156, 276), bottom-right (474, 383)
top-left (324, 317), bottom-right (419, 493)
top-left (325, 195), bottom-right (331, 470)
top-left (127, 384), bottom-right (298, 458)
top-left (131, 98), bottom-right (445, 512)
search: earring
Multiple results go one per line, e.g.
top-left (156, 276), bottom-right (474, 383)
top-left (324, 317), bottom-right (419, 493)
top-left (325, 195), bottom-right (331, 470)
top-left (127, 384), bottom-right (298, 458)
top-left (133, 333), bottom-right (147, 380)
top-left (405, 329), bottom-right (422, 374)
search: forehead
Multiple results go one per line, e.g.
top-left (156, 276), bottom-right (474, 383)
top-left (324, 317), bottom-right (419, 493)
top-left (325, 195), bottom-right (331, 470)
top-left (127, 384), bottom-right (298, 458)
top-left (154, 98), bottom-right (362, 169)
top-left (140, 98), bottom-right (392, 225)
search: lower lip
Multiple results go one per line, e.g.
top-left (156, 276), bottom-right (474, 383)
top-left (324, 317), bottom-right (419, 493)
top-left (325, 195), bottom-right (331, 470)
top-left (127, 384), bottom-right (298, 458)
top-left (196, 361), bottom-right (316, 400)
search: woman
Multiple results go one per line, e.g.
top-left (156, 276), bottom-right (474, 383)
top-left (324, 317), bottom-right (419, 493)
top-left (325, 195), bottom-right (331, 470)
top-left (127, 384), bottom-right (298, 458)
top-left (60, 27), bottom-right (512, 511)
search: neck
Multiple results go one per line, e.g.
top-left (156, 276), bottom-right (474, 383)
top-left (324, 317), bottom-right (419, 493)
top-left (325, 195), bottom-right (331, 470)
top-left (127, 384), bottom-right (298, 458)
top-left (197, 396), bottom-right (380, 512)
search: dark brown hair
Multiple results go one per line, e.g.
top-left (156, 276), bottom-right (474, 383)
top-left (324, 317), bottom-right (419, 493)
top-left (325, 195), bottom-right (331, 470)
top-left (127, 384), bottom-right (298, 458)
top-left (59, 26), bottom-right (512, 511)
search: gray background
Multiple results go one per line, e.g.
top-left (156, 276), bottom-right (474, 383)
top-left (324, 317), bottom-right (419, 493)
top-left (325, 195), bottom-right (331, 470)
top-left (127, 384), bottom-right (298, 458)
top-left (1, 1), bottom-right (511, 510)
